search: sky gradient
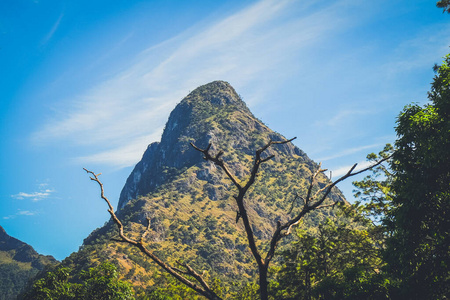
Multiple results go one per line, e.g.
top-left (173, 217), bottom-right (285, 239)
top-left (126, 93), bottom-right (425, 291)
top-left (1, 0), bottom-right (449, 260)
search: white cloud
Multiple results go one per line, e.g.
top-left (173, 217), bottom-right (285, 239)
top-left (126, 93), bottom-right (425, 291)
top-left (12, 192), bottom-right (51, 201)
top-left (32, 0), bottom-right (449, 170)
top-left (17, 210), bottom-right (36, 216)
top-left (317, 143), bottom-right (383, 162)
top-left (11, 184), bottom-right (55, 202)
top-left (3, 210), bottom-right (37, 220)
top-left (77, 129), bottom-right (163, 168)
top-left (41, 13), bottom-right (64, 45)
top-left (318, 108), bottom-right (376, 129)
top-left (330, 160), bottom-right (373, 178)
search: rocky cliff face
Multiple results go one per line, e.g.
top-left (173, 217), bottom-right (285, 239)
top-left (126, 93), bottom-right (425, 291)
top-left (0, 226), bottom-right (57, 300)
top-left (118, 81), bottom-right (310, 210)
top-left (68, 80), bottom-right (345, 292)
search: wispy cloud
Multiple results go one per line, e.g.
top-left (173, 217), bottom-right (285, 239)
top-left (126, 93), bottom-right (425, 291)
top-left (32, 0), bottom-right (354, 168)
top-left (11, 183), bottom-right (55, 202)
top-left (41, 13), bottom-right (64, 45)
top-left (316, 108), bottom-right (376, 129)
top-left (3, 210), bottom-right (37, 220)
top-left (76, 130), bottom-right (163, 168)
top-left (330, 160), bottom-right (373, 178)
top-left (317, 143), bottom-right (383, 162)
top-left (384, 25), bottom-right (450, 76)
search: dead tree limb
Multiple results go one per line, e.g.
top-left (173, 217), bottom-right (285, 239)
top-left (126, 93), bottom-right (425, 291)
top-left (83, 168), bottom-right (222, 300)
top-left (265, 156), bottom-right (391, 266)
top-left (191, 138), bottom-right (295, 300)
top-left (191, 140), bottom-right (390, 300)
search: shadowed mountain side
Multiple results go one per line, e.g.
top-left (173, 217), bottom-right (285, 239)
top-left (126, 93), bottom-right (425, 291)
top-left (0, 226), bottom-right (58, 300)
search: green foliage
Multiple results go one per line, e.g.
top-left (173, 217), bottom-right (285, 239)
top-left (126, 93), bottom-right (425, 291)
top-left (0, 263), bottom-right (40, 300)
top-left (231, 282), bottom-right (260, 300)
top-left (79, 261), bottom-right (135, 299)
top-left (271, 209), bottom-right (389, 300)
top-left (352, 144), bottom-right (394, 224)
top-left (351, 54), bottom-right (450, 300)
top-left (384, 55), bottom-right (450, 299)
top-left (20, 262), bottom-right (134, 300)
top-left (0, 226), bottom-right (58, 300)
top-left (139, 272), bottom-right (205, 300)
top-left (20, 266), bottom-right (78, 300)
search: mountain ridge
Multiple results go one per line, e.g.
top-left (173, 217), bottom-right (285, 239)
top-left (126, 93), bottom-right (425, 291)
top-left (0, 225), bottom-right (58, 300)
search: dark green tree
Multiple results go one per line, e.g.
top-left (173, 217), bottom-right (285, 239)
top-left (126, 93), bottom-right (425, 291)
top-left (79, 261), bottom-right (135, 300)
top-left (20, 266), bottom-right (78, 300)
top-left (437, 0), bottom-right (450, 13)
top-left (20, 262), bottom-right (134, 300)
top-left (271, 209), bottom-right (390, 300)
top-left (383, 54), bottom-right (450, 300)
top-left (352, 144), bottom-right (394, 225)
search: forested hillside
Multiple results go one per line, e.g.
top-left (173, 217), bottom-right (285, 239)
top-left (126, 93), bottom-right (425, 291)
top-left (0, 226), bottom-right (57, 300)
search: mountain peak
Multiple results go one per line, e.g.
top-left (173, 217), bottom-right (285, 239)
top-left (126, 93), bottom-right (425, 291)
top-left (183, 80), bottom-right (246, 109)
top-left (117, 81), bottom-right (310, 210)
top-left (0, 225), bottom-right (6, 236)
top-left (77, 81), bottom-right (345, 293)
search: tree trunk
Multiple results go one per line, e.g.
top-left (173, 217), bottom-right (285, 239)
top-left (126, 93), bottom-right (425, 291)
top-left (259, 265), bottom-right (269, 300)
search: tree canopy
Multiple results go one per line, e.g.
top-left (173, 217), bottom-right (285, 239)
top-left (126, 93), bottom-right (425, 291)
top-left (20, 262), bottom-right (134, 300)
top-left (437, 0), bottom-right (450, 13)
top-left (383, 54), bottom-right (450, 300)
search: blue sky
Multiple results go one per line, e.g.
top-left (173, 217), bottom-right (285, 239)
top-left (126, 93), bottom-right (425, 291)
top-left (1, 0), bottom-right (449, 260)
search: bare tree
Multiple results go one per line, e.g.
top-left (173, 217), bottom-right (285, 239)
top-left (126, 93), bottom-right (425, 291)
top-left (85, 138), bottom-right (389, 300)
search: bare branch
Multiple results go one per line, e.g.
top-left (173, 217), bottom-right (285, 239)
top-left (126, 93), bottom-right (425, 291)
top-left (178, 261), bottom-right (211, 292)
top-left (84, 168), bottom-right (222, 300)
top-left (191, 137), bottom-right (296, 300)
top-left (315, 201), bottom-right (339, 210)
top-left (287, 194), bottom-right (301, 214)
top-left (190, 142), bottom-right (242, 191)
top-left (264, 155), bottom-right (391, 269)
top-left (256, 137), bottom-right (297, 154)
top-left (140, 218), bottom-right (151, 243)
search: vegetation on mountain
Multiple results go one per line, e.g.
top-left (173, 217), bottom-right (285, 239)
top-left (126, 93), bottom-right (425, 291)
top-left (84, 135), bottom-right (387, 299)
top-left (19, 261), bottom-right (134, 300)
top-left (0, 226), bottom-right (57, 300)
top-left (271, 208), bottom-right (388, 300)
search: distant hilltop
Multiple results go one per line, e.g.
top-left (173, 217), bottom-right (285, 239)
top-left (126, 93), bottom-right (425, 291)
top-left (0, 225), bottom-right (58, 299)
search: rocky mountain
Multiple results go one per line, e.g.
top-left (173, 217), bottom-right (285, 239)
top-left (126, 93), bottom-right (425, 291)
top-left (65, 81), bottom-right (345, 296)
top-left (0, 225), bottom-right (58, 300)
